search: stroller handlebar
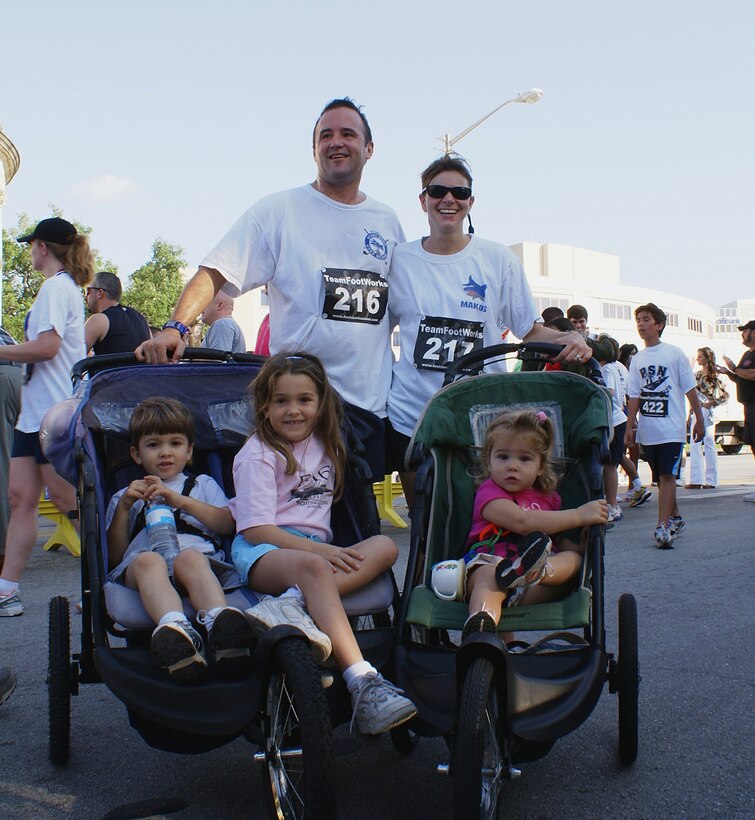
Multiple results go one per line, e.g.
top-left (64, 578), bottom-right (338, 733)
top-left (71, 348), bottom-right (266, 386)
top-left (442, 342), bottom-right (604, 386)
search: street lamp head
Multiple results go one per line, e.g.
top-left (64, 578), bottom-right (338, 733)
top-left (441, 87), bottom-right (544, 154)
top-left (514, 88), bottom-right (544, 105)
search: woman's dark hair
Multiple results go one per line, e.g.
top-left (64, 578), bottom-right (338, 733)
top-left (420, 154), bottom-right (473, 190)
top-left (618, 343), bottom-right (638, 368)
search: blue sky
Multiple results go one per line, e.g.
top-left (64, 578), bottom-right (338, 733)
top-left (1, 1), bottom-right (752, 307)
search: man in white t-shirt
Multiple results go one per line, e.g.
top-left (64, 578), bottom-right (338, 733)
top-left (625, 303), bottom-right (704, 549)
top-left (137, 99), bottom-right (404, 474)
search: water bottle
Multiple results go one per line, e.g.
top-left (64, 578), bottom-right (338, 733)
top-left (144, 501), bottom-right (180, 572)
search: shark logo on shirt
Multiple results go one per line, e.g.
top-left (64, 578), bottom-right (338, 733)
top-left (462, 277), bottom-right (487, 301)
top-left (460, 276), bottom-right (488, 313)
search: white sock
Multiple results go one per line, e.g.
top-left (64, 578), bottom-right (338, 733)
top-left (197, 606), bottom-right (225, 631)
top-left (0, 579), bottom-right (19, 596)
top-left (158, 611), bottom-right (187, 627)
top-left (632, 478), bottom-right (643, 491)
top-left (344, 661), bottom-right (376, 692)
top-left (280, 586), bottom-right (304, 603)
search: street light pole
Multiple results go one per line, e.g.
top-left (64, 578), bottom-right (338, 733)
top-left (441, 88), bottom-right (544, 155)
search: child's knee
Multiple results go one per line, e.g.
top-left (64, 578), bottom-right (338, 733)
top-left (372, 535), bottom-right (398, 568)
top-left (173, 549), bottom-right (206, 572)
top-left (129, 550), bottom-right (169, 580)
top-left (299, 551), bottom-right (332, 579)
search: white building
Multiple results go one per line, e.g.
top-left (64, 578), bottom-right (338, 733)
top-left (509, 241), bottom-right (718, 356)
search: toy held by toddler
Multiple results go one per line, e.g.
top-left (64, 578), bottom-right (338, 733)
top-left (229, 352), bottom-right (416, 735)
top-left (434, 409), bottom-right (608, 641)
top-left (106, 397), bottom-right (253, 680)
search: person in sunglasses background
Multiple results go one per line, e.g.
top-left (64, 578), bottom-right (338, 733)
top-left (0, 217), bottom-right (94, 616)
top-left (385, 156), bottom-right (589, 505)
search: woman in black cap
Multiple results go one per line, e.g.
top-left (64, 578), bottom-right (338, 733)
top-left (0, 218), bottom-right (94, 616)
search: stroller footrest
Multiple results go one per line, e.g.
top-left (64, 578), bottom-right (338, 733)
top-left (405, 585), bottom-right (591, 632)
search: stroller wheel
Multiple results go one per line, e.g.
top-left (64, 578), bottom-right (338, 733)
top-left (259, 637), bottom-right (336, 819)
top-left (617, 593), bottom-right (639, 765)
top-left (452, 658), bottom-right (504, 820)
top-left (48, 596), bottom-right (72, 765)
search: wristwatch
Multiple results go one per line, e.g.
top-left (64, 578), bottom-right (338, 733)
top-left (162, 320), bottom-right (190, 337)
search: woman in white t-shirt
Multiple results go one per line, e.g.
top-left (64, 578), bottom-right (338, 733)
top-left (385, 156), bottom-right (589, 506)
top-left (0, 218), bottom-right (93, 616)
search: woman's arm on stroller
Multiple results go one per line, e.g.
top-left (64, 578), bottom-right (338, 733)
top-left (481, 497), bottom-right (608, 536)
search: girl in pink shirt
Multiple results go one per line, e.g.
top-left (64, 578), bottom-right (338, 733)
top-left (461, 410), bottom-right (608, 640)
top-left (230, 352), bottom-right (416, 735)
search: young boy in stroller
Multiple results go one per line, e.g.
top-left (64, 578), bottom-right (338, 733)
top-left (106, 397), bottom-right (253, 680)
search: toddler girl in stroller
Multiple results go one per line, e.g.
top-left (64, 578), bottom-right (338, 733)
top-left (460, 409), bottom-right (608, 639)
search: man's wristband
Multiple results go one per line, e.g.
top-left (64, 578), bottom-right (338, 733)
top-left (162, 320), bottom-right (190, 337)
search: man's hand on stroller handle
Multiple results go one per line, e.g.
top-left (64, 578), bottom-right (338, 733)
top-left (553, 331), bottom-right (592, 364)
top-left (135, 328), bottom-right (187, 365)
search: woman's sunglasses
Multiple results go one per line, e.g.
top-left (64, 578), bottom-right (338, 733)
top-left (423, 184), bottom-right (472, 201)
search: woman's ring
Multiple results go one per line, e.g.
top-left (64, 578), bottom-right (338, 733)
top-left (575, 354), bottom-right (582, 361)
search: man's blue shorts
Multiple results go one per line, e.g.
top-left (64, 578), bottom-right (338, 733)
top-left (641, 442), bottom-right (684, 482)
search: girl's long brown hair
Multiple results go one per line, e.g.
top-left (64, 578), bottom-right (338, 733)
top-left (249, 352), bottom-right (346, 499)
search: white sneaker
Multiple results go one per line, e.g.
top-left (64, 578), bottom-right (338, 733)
top-left (150, 620), bottom-right (207, 680)
top-left (743, 492), bottom-right (755, 503)
top-left (245, 596), bottom-right (332, 663)
top-left (654, 525), bottom-right (673, 550)
top-left (0, 590), bottom-right (23, 617)
top-left (607, 506), bottom-right (623, 523)
top-left (349, 672), bottom-right (417, 735)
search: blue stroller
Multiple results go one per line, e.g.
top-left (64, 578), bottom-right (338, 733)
top-left (42, 350), bottom-right (396, 819)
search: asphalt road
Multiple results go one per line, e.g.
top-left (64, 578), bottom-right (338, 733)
top-left (1, 454), bottom-right (753, 819)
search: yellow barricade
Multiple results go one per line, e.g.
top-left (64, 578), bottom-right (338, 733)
top-left (38, 493), bottom-right (81, 557)
top-left (372, 474), bottom-right (407, 529)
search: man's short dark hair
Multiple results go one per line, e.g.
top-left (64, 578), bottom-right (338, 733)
top-left (92, 271), bottom-right (122, 301)
top-left (541, 306), bottom-right (564, 325)
top-left (635, 302), bottom-right (667, 335)
top-left (419, 155), bottom-right (473, 190)
top-left (566, 304), bottom-right (588, 321)
top-left (312, 98), bottom-right (372, 148)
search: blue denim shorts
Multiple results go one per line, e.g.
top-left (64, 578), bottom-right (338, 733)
top-left (231, 528), bottom-right (322, 583)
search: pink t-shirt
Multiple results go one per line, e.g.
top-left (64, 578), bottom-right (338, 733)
top-left (230, 433), bottom-right (334, 542)
top-left (465, 479), bottom-right (561, 559)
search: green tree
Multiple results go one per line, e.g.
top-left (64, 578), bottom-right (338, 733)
top-left (123, 238), bottom-right (187, 327)
top-left (1, 208), bottom-right (115, 341)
